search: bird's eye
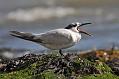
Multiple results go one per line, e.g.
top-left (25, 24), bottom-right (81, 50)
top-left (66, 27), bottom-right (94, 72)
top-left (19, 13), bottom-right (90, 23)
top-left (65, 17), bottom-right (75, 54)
top-left (72, 22), bottom-right (80, 27)
top-left (71, 24), bottom-right (77, 27)
top-left (65, 24), bottom-right (74, 29)
top-left (65, 23), bottom-right (79, 29)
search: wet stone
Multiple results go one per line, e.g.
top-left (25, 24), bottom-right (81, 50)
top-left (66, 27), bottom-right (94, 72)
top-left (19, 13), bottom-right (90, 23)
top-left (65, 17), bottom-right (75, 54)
top-left (106, 58), bottom-right (119, 76)
top-left (0, 54), bottom-right (39, 72)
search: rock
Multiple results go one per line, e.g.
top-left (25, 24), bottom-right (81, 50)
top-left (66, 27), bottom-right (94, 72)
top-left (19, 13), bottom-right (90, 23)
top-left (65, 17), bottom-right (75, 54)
top-left (106, 58), bottom-right (119, 75)
top-left (0, 54), bottom-right (39, 72)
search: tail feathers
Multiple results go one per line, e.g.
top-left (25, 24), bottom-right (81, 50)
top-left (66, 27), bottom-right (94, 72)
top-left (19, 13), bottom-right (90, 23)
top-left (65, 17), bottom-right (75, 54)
top-left (10, 31), bottom-right (36, 41)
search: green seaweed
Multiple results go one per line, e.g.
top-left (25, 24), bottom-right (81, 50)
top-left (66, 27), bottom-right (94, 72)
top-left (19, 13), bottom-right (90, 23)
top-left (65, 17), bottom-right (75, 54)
top-left (0, 49), bottom-right (119, 79)
top-left (79, 73), bottom-right (119, 79)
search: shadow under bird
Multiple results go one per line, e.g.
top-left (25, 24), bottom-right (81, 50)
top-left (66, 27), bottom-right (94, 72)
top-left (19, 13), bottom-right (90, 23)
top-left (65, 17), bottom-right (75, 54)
top-left (10, 22), bottom-right (92, 56)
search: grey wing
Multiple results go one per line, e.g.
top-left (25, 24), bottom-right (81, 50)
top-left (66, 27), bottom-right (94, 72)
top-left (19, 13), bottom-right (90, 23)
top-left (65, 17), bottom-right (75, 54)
top-left (34, 29), bottom-right (72, 45)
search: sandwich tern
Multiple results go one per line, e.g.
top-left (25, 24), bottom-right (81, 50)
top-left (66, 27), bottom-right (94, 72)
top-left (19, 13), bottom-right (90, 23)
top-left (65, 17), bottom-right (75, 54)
top-left (10, 22), bottom-right (92, 56)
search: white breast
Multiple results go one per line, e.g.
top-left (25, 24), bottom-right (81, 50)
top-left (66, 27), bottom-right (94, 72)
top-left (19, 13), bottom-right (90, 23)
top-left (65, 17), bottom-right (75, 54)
top-left (68, 30), bottom-right (81, 44)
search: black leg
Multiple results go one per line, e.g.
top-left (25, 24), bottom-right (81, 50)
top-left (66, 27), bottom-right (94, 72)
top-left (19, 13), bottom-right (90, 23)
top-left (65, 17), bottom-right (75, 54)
top-left (59, 49), bottom-right (64, 56)
top-left (59, 49), bottom-right (70, 61)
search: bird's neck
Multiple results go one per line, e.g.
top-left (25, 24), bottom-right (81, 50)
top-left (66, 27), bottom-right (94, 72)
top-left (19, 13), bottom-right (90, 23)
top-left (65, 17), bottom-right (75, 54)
top-left (68, 29), bottom-right (81, 43)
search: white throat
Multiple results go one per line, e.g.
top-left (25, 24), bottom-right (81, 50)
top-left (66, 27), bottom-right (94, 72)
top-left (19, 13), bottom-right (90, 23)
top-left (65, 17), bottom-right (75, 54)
top-left (69, 29), bottom-right (81, 43)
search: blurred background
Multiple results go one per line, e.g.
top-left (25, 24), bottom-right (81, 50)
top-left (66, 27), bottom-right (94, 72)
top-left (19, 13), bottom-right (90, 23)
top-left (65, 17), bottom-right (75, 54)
top-left (0, 0), bottom-right (119, 57)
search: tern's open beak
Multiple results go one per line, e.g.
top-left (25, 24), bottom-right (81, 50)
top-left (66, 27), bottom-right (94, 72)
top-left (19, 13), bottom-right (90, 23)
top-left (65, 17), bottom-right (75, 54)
top-left (79, 30), bottom-right (92, 36)
top-left (80, 22), bottom-right (92, 27)
top-left (78, 22), bottom-right (92, 36)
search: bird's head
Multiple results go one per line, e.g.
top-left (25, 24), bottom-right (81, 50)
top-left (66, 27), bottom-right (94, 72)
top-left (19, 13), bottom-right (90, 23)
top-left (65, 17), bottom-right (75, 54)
top-left (65, 22), bottom-right (92, 36)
